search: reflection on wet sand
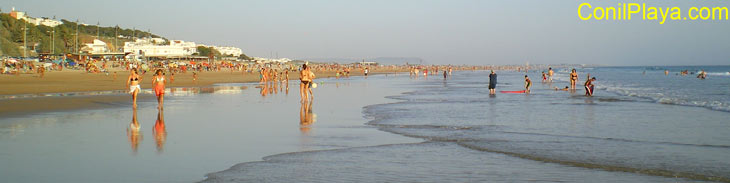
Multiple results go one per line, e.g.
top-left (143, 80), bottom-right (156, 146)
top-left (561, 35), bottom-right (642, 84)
top-left (0, 85), bottom-right (249, 100)
top-left (299, 100), bottom-right (316, 134)
top-left (258, 82), bottom-right (278, 97)
top-left (127, 108), bottom-right (142, 154)
top-left (153, 110), bottom-right (167, 153)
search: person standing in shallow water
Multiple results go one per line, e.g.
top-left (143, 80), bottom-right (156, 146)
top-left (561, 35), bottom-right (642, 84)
top-left (524, 75), bottom-right (531, 93)
top-left (488, 70), bottom-right (497, 95)
top-left (299, 64), bottom-right (313, 102)
top-left (548, 67), bottom-right (554, 82)
top-left (585, 77), bottom-right (596, 96)
top-left (570, 69), bottom-right (578, 89)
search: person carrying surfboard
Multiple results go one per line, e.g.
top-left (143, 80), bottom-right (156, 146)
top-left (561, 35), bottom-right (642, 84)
top-left (524, 75), bottom-right (531, 93)
top-left (585, 77), bottom-right (596, 96)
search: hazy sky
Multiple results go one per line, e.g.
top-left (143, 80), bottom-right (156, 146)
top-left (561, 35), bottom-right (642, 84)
top-left (2, 0), bottom-right (728, 65)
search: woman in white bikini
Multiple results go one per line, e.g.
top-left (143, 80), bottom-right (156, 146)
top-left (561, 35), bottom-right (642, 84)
top-left (127, 69), bottom-right (141, 108)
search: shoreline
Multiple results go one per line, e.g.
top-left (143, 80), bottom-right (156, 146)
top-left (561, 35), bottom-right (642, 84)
top-left (0, 69), bottom-right (404, 117)
top-left (0, 68), bottom-right (406, 96)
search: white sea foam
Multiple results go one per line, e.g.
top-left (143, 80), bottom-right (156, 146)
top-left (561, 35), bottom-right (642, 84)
top-left (598, 83), bottom-right (730, 112)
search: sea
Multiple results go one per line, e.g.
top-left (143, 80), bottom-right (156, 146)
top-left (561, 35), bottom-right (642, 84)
top-left (205, 66), bottom-right (730, 182)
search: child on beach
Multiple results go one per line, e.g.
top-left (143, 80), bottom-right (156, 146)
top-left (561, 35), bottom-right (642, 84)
top-left (542, 71), bottom-right (547, 82)
top-left (548, 67), bottom-right (554, 82)
top-left (585, 77), bottom-right (596, 96)
top-left (152, 69), bottom-right (167, 110)
top-left (193, 72), bottom-right (198, 84)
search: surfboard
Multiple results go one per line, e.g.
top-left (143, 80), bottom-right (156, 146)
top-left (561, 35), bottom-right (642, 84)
top-left (500, 90), bottom-right (526, 93)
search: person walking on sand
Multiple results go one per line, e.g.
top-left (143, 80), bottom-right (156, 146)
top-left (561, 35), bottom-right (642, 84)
top-left (570, 69), bottom-right (578, 89)
top-left (524, 75), bottom-right (532, 93)
top-left (152, 69), bottom-right (167, 110)
top-left (488, 70), bottom-right (497, 95)
top-left (127, 69), bottom-right (141, 108)
top-left (300, 64), bottom-right (313, 102)
top-left (192, 72), bottom-right (198, 84)
top-left (548, 67), bottom-right (554, 82)
top-left (585, 77), bottom-right (596, 96)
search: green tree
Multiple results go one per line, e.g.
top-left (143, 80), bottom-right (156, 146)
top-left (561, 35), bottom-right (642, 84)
top-left (195, 46), bottom-right (221, 57)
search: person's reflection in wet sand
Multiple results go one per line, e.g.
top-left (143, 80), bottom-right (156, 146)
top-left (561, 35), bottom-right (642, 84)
top-left (259, 83), bottom-right (268, 97)
top-left (299, 100), bottom-right (315, 134)
top-left (153, 110), bottom-right (167, 153)
top-left (127, 108), bottom-right (142, 154)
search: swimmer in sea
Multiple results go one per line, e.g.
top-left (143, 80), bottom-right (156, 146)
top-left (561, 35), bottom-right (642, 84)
top-left (554, 86), bottom-right (570, 91)
top-left (697, 70), bottom-right (707, 79)
top-left (524, 75), bottom-right (531, 93)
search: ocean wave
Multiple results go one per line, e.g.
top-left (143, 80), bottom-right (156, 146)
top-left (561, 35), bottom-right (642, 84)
top-left (706, 72), bottom-right (730, 76)
top-left (598, 84), bottom-right (730, 112)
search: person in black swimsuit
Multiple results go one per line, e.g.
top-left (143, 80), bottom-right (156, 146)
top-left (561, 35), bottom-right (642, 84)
top-left (488, 70), bottom-right (497, 95)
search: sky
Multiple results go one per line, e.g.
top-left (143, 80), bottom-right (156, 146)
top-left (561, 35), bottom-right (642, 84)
top-left (1, 0), bottom-right (728, 66)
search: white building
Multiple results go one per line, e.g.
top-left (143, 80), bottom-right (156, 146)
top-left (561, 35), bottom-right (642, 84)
top-left (9, 7), bottom-right (63, 27)
top-left (197, 44), bottom-right (243, 57)
top-left (252, 57), bottom-right (291, 63)
top-left (214, 46), bottom-right (243, 57)
top-left (124, 38), bottom-right (197, 58)
top-left (82, 39), bottom-right (109, 54)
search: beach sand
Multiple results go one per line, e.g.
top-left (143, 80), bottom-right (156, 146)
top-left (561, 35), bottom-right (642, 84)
top-left (0, 68), bottom-right (404, 95)
top-left (0, 68), bottom-right (405, 116)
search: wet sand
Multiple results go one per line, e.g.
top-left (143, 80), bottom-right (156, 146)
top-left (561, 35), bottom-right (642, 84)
top-left (0, 68), bottom-right (405, 95)
top-left (0, 75), bottom-right (420, 182)
top-left (0, 68), bottom-right (405, 117)
top-left (0, 95), bottom-right (148, 117)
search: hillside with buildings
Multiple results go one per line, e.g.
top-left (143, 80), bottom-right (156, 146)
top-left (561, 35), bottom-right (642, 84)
top-left (0, 7), bottom-right (249, 61)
